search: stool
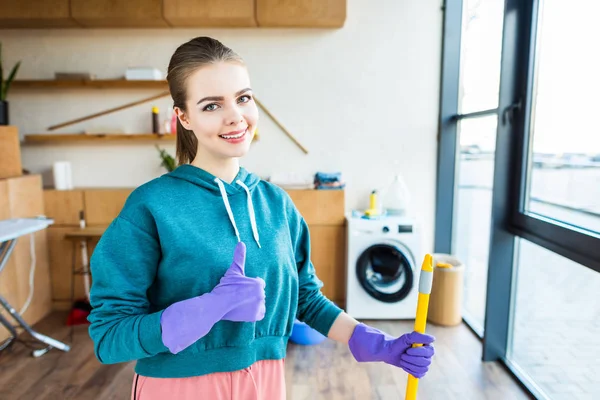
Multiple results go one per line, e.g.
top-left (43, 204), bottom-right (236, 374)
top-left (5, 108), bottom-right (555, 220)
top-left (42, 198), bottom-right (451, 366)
top-left (64, 227), bottom-right (105, 341)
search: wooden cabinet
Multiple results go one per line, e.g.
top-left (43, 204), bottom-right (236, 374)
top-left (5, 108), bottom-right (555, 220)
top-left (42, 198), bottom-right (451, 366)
top-left (43, 190), bottom-right (85, 226)
top-left (0, 175), bottom-right (52, 342)
top-left (70, 0), bottom-right (168, 28)
top-left (310, 225), bottom-right (346, 306)
top-left (256, 0), bottom-right (346, 28)
top-left (0, 0), bottom-right (78, 28)
top-left (0, 0), bottom-right (346, 29)
top-left (83, 189), bottom-right (132, 226)
top-left (286, 189), bottom-right (346, 305)
top-left (164, 0), bottom-right (256, 27)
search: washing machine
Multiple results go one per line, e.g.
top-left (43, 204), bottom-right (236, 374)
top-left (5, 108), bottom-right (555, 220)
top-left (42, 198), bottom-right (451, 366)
top-left (345, 213), bottom-right (421, 319)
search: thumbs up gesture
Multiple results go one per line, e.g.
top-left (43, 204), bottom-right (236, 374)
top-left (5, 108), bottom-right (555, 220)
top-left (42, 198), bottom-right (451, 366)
top-left (214, 242), bottom-right (266, 323)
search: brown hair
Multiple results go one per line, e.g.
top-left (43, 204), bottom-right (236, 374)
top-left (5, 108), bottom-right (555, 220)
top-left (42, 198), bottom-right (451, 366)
top-left (166, 37), bottom-right (244, 165)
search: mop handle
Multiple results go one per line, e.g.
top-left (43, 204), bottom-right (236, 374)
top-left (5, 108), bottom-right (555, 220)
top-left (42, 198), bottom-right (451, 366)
top-left (405, 254), bottom-right (434, 400)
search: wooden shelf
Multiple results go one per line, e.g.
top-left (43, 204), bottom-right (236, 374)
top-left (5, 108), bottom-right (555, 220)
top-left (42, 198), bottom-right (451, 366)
top-left (12, 80), bottom-right (168, 89)
top-left (24, 133), bottom-right (176, 144)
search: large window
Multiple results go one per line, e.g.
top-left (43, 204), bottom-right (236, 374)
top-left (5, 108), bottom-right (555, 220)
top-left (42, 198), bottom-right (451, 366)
top-left (509, 239), bottom-right (600, 399)
top-left (524, 0), bottom-right (600, 235)
top-left (454, 115), bottom-right (497, 331)
top-left (445, 0), bottom-right (505, 333)
top-left (436, 1), bottom-right (600, 399)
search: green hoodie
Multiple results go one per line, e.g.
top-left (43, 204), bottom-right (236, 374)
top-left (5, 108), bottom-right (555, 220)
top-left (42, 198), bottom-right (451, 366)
top-left (87, 164), bottom-right (342, 378)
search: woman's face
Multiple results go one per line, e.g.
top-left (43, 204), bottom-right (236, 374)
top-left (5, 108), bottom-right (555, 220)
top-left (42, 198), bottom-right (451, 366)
top-left (176, 62), bottom-right (258, 160)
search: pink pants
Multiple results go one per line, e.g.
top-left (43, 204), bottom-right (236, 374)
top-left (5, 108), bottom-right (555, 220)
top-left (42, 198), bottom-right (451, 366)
top-left (131, 359), bottom-right (286, 400)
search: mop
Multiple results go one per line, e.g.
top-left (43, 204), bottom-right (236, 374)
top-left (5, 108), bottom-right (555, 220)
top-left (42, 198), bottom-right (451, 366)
top-left (405, 253), bottom-right (434, 400)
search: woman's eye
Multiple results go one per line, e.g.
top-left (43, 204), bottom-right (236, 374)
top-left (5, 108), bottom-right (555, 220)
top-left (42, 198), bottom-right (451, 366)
top-left (203, 103), bottom-right (219, 112)
top-left (238, 95), bottom-right (252, 103)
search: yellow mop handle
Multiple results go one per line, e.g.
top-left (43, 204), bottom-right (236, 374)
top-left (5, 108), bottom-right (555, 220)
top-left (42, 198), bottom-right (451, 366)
top-left (405, 253), bottom-right (433, 400)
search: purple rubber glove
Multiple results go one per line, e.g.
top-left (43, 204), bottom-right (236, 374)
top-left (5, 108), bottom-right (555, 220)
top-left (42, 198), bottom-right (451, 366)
top-left (348, 323), bottom-right (435, 378)
top-left (160, 242), bottom-right (265, 354)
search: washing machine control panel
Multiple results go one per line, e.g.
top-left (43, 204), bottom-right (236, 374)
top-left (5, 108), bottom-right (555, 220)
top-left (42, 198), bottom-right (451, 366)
top-left (398, 224), bottom-right (413, 233)
top-left (380, 225), bottom-right (414, 234)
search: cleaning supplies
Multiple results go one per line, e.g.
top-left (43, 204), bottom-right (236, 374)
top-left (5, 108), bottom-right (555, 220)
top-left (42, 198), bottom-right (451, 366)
top-left (363, 190), bottom-right (382, 218)
top-left (381, 173), bottom-right (410, 216)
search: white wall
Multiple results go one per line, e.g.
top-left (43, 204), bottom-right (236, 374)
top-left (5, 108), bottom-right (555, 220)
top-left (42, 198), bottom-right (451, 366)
top-left (1, 0), bottom-right (443, 252)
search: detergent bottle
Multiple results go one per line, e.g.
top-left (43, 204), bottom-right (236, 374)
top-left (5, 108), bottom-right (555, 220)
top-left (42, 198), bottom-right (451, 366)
top-left (381, 173), bottom-right (411, 216)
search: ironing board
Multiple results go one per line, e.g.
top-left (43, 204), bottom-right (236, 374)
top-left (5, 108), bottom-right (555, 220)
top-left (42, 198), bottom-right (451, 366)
top-left (0, 218), bottom-right (71, 357)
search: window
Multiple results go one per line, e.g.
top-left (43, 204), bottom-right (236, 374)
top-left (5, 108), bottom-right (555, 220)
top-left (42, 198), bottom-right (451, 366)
top-left (458, 0), bottom-right (505, 114)
top-left (454, 115), bottom-right (497, 331)
top-left (446, 0), bottom-right (505, 334)
top-left (524, 0), bottom-right (600, 234)
top-left (509, 239), bottom-right (600, 399)
top-left (437, 1), bottom-right (600, 398)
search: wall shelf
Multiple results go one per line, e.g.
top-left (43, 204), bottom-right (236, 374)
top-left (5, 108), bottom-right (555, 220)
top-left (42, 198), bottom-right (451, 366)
top-left (13, 80), bottom-right (169, 90)
top-left (23, 133), bottom-right (176, 144)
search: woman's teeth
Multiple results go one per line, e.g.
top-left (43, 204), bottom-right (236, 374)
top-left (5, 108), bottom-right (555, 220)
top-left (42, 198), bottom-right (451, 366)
top-left (220, 130), bottom-right (246, 139)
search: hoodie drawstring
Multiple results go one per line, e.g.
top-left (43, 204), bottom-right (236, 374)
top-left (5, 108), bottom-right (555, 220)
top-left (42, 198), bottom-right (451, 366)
top-left (214, 178), bottom-right (261, 248)
top-left (215, 178), bottom-right (241, 243)
top-left (237, 180), bottom-right (261, 249)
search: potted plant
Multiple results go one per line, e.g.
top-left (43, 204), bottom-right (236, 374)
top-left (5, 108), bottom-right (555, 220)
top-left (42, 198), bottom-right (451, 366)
top-left (156, 145), bottom-right (176, 172)
top-left (0, 42), bottom-right (21, 126)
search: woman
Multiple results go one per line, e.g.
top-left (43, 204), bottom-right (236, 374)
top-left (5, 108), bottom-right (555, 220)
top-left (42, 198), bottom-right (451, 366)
top-left (88, 36), bottom-right (435, 400)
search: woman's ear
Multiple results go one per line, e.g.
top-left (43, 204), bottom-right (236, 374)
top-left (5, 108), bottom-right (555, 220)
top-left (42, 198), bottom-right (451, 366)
top-left (174, 107), bottom-right (192, 130)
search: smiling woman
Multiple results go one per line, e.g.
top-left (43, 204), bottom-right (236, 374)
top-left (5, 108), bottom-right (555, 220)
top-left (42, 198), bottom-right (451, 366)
top-left (166, 38), bottom-right (259, 183)
top-left (87, 36), bottom-right (434, 400)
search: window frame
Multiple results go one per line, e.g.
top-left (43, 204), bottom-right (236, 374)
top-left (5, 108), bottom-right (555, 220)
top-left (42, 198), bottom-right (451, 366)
top-left (435, 0), bottom-right (600, 397)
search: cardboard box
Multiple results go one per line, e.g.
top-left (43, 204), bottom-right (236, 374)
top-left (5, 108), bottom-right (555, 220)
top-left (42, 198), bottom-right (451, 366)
top-left (0, 174), bottom-right (52, 342)
top-left (0, 126), bottom-right (22, 179)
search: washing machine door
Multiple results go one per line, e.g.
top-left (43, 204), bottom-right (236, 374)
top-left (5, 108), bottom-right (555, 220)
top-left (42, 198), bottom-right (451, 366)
top-left (356, 242), bottom-right (414, 303)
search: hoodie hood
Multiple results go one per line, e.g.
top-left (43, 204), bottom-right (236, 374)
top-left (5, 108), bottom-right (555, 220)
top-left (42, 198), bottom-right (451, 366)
top-left (167, 164), bottom-right (262, 248)
top-left (167, 164), bottom-right (260, 196)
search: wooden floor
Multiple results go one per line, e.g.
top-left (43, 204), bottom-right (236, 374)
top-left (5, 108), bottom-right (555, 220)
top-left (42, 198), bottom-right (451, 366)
top-left (0, 312), bottom-right (532, 400)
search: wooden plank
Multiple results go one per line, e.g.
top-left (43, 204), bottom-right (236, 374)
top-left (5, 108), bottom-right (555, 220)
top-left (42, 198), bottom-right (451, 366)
top-left (164, 0), bottom-right (256, 27)
top-left (70, 0), bottom-right (168, 27)
top-left (12, 80), bottom-right (168, 89)
top-left (83, 189), bottom-right (132, 226)
top-left (309, 225), bottom-right (346, 305)
top-left (24, 133), bottom-right (175, 144)
top-left (256, 0), bottom-right (346, 28)
top-left (0, 0), bottom-right (78, 28)
top-left (286, 189), bottom-right (345, 225)
top-left (43, 190), bottom-right (85, 226)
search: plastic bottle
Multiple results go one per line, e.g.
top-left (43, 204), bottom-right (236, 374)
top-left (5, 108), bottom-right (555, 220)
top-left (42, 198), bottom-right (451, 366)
top-left (381, 173), bottom-right (411, 216)
top-left (152, 106), bottom-right (160, 134)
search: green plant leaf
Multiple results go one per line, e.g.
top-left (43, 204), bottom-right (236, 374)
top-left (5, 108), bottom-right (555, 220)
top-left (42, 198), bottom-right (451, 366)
top-left (2, 60), bottom-right (20, 101)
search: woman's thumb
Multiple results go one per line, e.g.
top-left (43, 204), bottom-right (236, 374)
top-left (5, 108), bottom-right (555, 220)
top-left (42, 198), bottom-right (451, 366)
top-left (227, 241), bottom-right (246, 276)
